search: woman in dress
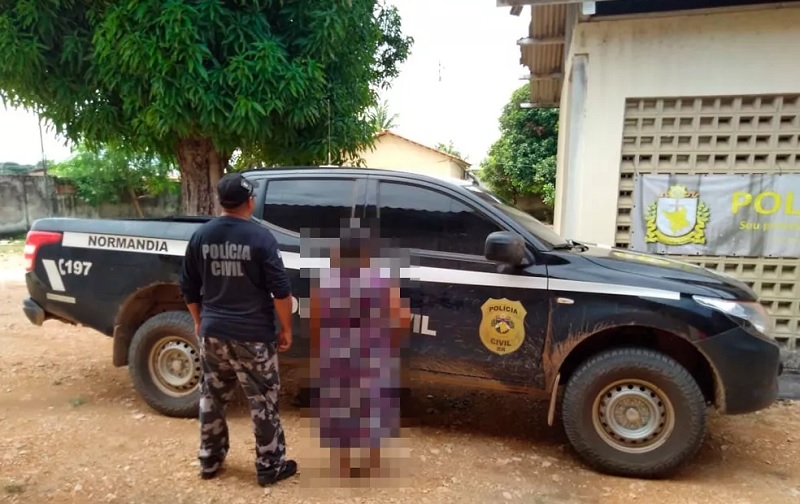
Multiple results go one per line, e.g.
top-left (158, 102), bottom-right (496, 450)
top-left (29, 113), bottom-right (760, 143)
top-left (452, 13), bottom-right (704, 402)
top-left (308, 224), bottom-right (411, 479)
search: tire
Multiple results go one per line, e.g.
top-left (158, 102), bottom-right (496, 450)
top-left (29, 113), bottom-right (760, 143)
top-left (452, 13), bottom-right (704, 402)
top-left (561, 347), bottom-right (707, 479)
top-left (127, 311), bottom-right (201, 418)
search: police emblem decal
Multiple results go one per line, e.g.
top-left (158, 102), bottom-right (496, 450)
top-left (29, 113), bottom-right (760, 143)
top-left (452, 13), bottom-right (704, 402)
top-left (479, 298), bottom-right (527, 356)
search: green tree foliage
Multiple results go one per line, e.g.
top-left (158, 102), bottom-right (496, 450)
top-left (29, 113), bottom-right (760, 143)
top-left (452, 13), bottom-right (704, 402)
top-left (368, 99), bottom-right (399, 132)
top-left (435, 140), bottom-right (466, 161)
top-left (49, 143), bottom-right (177, 217)
top-left (230, 97), bottom-right (399, 170)
top-left (0, 0), bottom-right (413, 215)
top-left (480, 85), bottom-right (559, 208)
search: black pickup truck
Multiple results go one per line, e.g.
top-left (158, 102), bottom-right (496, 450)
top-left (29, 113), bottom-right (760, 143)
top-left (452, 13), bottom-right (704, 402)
top-left (21, 167), bottom-right (782, 479)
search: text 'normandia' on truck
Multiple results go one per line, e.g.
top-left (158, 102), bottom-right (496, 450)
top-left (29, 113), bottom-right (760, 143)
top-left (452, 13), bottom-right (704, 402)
top-left (20, 167), bottom-right (784, 479)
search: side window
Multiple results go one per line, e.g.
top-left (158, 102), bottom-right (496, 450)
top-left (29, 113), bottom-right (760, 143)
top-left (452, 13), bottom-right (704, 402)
top-left (377, 182), bottom-right (501, 256)
top-left (263, 178), bottom-right (356, 235)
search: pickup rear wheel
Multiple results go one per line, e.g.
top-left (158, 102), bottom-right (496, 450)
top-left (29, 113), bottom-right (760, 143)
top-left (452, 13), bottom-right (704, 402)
top-left (561, 347), bottom-right (707, 479)
top-left (128, 311), bottom-right (201, 418)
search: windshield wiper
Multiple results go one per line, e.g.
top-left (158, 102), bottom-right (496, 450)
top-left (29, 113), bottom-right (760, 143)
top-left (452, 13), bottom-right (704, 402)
top-left (552, 239), bottom-right (589, 252)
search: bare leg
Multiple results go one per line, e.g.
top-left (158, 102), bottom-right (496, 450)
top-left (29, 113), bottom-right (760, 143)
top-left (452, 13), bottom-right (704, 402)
top-left (338, 448), bottom-right (351, 479)
top-left (368, 447), bottom-right (382, 478)
top-left (329, 447), bottom-right (350, 479)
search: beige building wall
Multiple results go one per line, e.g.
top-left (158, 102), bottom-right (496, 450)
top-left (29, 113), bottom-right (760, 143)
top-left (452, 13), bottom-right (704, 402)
top-left (554, 5), bottom-right (800, 246)
top-left (350, 133), bottom-right (467, 180)
top-left (553, 5), bottom-right (800, 347)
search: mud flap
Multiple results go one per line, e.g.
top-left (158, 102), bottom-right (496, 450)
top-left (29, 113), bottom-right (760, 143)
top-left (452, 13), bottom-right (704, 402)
top-left (112, 324), bottom-right (132, 367)
top-left (547, 373), bottom-right (560, 426)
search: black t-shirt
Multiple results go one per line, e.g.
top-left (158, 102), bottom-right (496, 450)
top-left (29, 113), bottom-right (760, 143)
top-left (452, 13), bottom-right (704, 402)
top-left (178, 216), bottom-right (292, 342)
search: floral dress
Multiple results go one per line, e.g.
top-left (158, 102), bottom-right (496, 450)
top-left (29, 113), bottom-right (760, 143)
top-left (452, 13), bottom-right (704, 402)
top-left (311, 264), bottom-right (401, 450)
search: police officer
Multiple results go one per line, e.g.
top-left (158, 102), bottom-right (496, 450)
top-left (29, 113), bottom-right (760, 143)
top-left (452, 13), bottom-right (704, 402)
top-left (179, 172), bottom-right (297, 487)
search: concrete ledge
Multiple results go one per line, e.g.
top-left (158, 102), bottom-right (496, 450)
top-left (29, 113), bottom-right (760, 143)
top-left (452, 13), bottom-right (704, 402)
top-left (779, 372), bottom-right (800, 401)
top-left (780, 347), bottom-right (800, 371)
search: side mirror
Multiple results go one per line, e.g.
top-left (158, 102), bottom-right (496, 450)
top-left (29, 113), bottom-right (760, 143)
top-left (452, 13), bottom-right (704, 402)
top-left (484, 231), bottom-right (526, 266)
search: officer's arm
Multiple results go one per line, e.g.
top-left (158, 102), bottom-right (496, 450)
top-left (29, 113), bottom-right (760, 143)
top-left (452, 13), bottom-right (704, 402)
top-left (179, 237), bottom-right (203, 327)
top-left (262, 239), bottom-right (293, 333)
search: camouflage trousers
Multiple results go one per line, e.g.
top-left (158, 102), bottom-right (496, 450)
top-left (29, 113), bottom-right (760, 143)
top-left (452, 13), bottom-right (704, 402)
top-left (198, 336), bottom-right (287, 479)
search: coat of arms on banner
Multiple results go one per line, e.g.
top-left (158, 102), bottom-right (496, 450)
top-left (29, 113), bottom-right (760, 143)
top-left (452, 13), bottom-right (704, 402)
top-left (644, 185), bottom-right (710, 246)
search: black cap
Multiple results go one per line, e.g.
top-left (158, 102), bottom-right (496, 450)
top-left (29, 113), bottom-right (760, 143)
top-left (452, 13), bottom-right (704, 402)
top-left (217, 173), bottom-right (259, 208)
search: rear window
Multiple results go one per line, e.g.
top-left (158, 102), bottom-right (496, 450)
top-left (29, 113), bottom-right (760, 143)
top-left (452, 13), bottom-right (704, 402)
top-left (263, 178), bottom-right (357, 236)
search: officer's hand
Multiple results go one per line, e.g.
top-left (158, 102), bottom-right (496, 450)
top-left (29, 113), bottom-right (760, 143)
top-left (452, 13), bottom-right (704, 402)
top-left (278, 330), bottom-right (292, 352)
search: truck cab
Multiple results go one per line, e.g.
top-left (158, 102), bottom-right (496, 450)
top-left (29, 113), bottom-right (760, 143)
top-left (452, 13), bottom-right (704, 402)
top-left (20, 166), bottom-right (783, 479)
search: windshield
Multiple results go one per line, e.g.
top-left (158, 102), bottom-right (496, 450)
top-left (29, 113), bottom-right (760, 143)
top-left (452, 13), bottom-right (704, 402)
top-left (463, 184), bottom-right (570, 249)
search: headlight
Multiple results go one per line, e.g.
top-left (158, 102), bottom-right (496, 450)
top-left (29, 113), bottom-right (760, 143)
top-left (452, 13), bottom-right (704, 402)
top-left (693, 295), bottom-right (771, 335)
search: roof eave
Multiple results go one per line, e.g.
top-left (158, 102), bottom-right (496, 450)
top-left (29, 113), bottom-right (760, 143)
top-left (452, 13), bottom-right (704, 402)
top-left (375, 130), bottom-right (472, 167)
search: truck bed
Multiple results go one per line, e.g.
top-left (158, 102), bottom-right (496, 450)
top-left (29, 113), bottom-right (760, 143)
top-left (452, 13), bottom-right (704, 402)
top-left (28, 215), bottom-right (215, 242)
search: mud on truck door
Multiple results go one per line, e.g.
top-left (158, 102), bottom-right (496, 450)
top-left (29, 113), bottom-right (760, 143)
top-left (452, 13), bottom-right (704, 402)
top-left (368, 178), bottom-right (550, 389)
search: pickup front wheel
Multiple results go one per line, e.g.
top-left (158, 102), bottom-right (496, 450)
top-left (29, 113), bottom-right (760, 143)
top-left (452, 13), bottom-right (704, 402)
top-left (561, 347), bottom-right (707, 479)
top-left (128, 311), bottom-right (201, 418)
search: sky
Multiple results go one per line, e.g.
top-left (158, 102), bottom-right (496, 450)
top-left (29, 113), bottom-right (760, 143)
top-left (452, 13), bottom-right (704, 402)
top-left (0, 1), bottom-right (530, 167)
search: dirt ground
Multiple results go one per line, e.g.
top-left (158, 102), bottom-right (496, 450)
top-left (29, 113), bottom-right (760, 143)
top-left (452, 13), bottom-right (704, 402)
top-left (2, 251), bottom-right (800, 504)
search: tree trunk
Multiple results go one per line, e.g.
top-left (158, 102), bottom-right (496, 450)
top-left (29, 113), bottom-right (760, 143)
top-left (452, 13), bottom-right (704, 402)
top-left (128, 187), bottom-right (145, 218)
top-left (175, 138), bottom-right (228, 216)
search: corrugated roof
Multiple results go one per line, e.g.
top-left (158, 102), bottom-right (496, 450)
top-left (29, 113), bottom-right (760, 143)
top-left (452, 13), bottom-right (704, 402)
top-left (518, 3), bottom-right (573, 107)
top-left (507, 0), bottom-right (780, 106)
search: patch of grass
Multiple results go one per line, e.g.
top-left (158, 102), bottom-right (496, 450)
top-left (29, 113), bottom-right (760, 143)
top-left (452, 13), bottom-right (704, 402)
top-left (69, 395), bottom-right (88, 407)
top-left (0, 233), bottom-right (26, 256)
top-left (4, 482), bottom-right (25, 495)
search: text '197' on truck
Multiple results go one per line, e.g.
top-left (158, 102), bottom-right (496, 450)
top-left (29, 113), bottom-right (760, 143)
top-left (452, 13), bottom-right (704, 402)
top-left (20, 167), bottom-right (784, 479)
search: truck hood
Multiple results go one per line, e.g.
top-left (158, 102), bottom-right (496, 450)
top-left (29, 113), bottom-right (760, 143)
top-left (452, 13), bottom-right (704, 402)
top-left (579, 245), bottom-right (757, 300)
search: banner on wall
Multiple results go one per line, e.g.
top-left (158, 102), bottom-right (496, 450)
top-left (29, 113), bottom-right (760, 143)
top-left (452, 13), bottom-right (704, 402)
top-left (630, 174), bottom-right (800, 257)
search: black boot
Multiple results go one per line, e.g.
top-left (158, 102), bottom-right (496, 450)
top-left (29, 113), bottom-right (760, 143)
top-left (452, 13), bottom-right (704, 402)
top-left (257, 460), bottom-right (298, 486)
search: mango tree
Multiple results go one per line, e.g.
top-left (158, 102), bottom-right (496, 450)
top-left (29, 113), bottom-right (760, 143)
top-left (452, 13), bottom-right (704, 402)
top-left (0, 0), bottom-right (412, 214)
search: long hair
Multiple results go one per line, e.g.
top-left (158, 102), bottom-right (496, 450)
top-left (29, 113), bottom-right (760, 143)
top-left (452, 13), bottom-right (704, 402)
top-left (336, 221), bottom-right (379, 260)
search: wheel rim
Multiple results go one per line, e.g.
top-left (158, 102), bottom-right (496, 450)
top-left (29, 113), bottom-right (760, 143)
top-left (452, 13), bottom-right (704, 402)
top-left (148, 336), bottom-right (201, 398)
top-left (591, 379), bottom-right (676, 454)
